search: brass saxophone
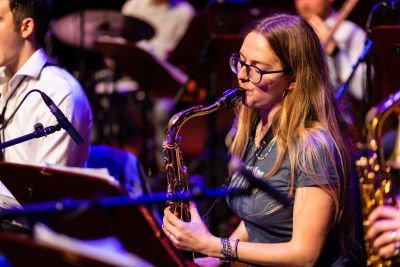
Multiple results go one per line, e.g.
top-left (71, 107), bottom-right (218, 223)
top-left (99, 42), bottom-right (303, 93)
top-left (357, 89), bottom-right (400, 267)
top-left (163, 88), bottom-right (244, 221)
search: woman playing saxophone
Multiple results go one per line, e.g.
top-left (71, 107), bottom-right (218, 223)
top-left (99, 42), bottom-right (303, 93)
top-left (162, 13), bottom-right (362, 266)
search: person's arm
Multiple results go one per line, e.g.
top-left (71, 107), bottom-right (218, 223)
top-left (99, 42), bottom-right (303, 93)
top-left (164, 187), bottom-right (334, 266)
top-left (336, 26), bottom-right (366, 101)
top-left (230, 220), bottom-right (248, 242)
top-left (230, 187), bottom-right (334, 266)
top-left (192, 220), bottom-right (248, 267)
top-left (306, 14), bottom-right (338, 56)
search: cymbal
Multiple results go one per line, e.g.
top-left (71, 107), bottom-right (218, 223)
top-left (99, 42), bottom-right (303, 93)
top-left (52, 9), bottom-right (155, 50)
top-left (95, 38), bottom-right (188, 97)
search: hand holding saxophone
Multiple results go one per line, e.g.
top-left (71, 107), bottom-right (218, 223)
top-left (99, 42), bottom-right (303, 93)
top-left (162, 202), bottom-right (220, 256)
top-left (367, 202), bottom-right (400, 260)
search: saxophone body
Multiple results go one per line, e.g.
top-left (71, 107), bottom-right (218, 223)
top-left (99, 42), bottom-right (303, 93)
top-left (163, 88), bottom-right (244, 221)
top-left (357, 90), bottom-right (400, 267)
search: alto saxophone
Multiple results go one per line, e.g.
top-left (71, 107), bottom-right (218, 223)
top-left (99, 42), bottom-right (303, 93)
top-left (357, 89), bottom-right (400, 267)
top-left (163, 88), bottom-right (244, 221)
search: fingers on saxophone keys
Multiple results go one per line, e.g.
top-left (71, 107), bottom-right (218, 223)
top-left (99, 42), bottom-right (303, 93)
top-left (391, 230), bottom-right (398, 242)
top-left (162, 222), bottom-right (175, 241)
top-left (393, 241), bottom-right (400, 258)
top-left (373, 230), bottom-right (397, 250)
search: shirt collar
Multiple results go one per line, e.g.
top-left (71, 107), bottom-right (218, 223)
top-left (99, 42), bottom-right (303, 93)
top-left (0, 48), bottom-right (47, 81)
top-left (14, 48), bottom-right (48, 79)
top-left (0, 48), bottom-right (47, 98)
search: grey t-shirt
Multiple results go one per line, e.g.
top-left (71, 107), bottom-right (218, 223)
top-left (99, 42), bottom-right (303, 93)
top-left (227, 137), bottom-right (346, 266)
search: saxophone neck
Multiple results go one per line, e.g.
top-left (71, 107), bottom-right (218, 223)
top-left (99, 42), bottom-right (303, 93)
top-left (166, 103), bottom-right (220, 144)
top-left (165, 88), bottom-right (245, 143)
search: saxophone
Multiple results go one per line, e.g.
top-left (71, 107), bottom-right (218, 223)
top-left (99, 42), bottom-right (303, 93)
top-left (357, 89), bottom-right (400, 267)
top-left (163, 88), bottom-right (244, 221)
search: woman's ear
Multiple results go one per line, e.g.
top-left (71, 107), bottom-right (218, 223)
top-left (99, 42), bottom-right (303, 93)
top-left (20, 17), bottom-right (35, 39)
top-left (288, 75), bottom-right (296, 90)
top-left (288, 81), bottom-right (296, 90)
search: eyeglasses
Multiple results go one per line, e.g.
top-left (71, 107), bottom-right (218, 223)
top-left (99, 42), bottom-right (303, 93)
top-left (229, 54), bottom-right (291, 84)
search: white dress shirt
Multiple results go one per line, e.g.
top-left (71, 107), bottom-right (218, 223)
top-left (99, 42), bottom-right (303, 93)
top-left (326, 12), bottom-right (367, 101)
top-left (0, 48), bottom-right (93, 167)
top-left (121, 0), bottom-right (195, 60)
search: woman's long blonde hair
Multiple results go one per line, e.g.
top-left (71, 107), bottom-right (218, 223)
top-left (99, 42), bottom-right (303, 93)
top-left (230, 14), bottom-right (359, 260)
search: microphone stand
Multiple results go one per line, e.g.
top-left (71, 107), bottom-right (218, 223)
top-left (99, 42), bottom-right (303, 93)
top-left (335, 39), bottom-right (373, 101)
top-left (0, 123), bottom-right (61, 150)
top-left (0, 178), bottom-right (292, 221)
top-left (0, 186), bottom-right (250, 220)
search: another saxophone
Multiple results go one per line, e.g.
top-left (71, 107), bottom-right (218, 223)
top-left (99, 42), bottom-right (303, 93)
top-left (357, 89), bottom-right (400, 267)
top-left (163, 88), bottom-right (244, 221)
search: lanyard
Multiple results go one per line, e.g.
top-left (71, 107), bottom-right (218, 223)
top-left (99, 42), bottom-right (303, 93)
top-left (0, 76), bottom-right (27, 128)
top-left (0, 62), bottom-right (51, 160)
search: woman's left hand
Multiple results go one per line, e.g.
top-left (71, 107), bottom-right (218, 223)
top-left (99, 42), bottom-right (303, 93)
top-left (162, 201), bottom-right (220, 255)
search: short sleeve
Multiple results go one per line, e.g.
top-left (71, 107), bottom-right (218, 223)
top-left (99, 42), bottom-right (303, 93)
top-left (295, 134), bottom-right (342, 188)
top-left (296, 161), bottom-right (339, 187)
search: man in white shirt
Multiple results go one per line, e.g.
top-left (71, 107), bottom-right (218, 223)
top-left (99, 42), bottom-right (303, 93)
top-left (0, 0), bottom-right (92, 167)
top-left (295, 0), bottom-right (367, 103)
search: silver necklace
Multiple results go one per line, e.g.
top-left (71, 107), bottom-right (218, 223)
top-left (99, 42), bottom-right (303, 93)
top-left (254, 121), bottom-right (263, 149)
top-left (254, 121), bottom-right (275, 160)
top-left (255, 139), bottom-right (276, 160)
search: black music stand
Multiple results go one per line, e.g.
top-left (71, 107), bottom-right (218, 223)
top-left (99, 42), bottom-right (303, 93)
top-left (94, 40), bottom-right (186, 98)
top-left (0, 162), bottom-right (193, 267)
top-left (369, 25), bottom-right (400, 106)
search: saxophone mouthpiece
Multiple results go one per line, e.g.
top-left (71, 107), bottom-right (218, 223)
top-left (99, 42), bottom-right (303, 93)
top-left (217, 88), bottom-right (245, 107)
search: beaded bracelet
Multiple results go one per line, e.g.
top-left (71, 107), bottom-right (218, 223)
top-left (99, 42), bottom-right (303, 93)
top-left (233, 238), bottom-right (239, 260)
top-left (220, 238), bottom-right (240, 263)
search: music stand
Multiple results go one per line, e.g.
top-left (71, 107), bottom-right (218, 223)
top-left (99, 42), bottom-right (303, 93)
top-left (0, 232), bottom-right (120, 267)
top-left (94, 39), bottom-right (187, 98)
top-left (0, 162), bottom-right (193, 267)
top-left (369, 25), bottom-right (400, 106)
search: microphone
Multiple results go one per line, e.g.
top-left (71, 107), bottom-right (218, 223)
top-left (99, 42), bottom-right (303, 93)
top-left (229, 156), bottom-right (292, 207)
top-left (40, 92), bottom-right (84, 145)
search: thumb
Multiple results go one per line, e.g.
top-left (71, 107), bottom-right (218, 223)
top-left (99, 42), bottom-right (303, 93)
top-left (189, 201), bottom-right (202, 222)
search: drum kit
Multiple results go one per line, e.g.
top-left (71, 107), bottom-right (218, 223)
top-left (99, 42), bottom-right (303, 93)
top-left (52, 9), bottom-right (187, 97)
top-left (52, 9), bottom-right (192, 151)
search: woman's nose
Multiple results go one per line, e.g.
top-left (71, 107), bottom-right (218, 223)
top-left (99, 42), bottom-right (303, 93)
top-left (237, 65), bottom-right (249, 81)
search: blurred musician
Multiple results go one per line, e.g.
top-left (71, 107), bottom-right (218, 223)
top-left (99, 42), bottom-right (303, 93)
top-left (122, 0), bottom-right (194, 61)
top-left (99, 0), bottom-right (195, 169)
top-left (295, 0), bottom-right (367, 124)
